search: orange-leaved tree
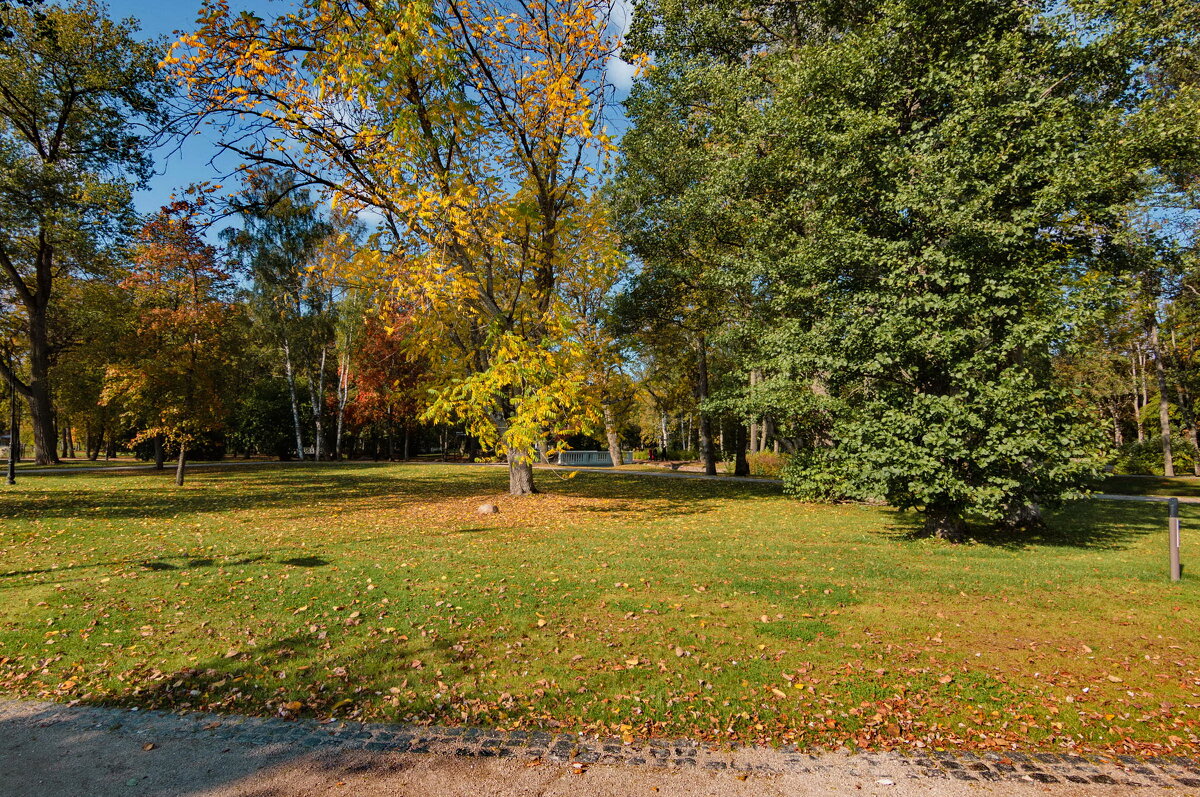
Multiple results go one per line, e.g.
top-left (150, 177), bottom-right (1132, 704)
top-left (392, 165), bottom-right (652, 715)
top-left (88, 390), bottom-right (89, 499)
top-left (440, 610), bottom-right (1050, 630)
top-left (102, 201), bottom-right (240, 486)
top-left (170, 0), bottom-right (624, 494)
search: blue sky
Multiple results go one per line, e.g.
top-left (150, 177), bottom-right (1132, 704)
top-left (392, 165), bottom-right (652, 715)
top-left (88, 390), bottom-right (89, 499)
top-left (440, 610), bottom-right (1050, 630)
top-left (107, 0), bottom-right (277, 213)
top-left (105, 0), bottom-right (635, 216)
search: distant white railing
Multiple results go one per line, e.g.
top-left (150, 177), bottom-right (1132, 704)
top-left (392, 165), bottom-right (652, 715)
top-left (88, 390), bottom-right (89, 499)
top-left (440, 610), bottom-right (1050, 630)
top-left (556, 450), bottom-right (633, 467)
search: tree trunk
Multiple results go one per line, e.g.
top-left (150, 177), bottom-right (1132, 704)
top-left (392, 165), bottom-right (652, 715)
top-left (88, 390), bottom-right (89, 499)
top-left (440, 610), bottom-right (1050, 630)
top-left (734, 423), bottom-right (750, 476)
top-left (153, 435), bottom-right (165, 470)
top-left (1109, 404), bottom-right (1124, 446)
top-left (26, 354), bottom-right (57, 464)
top-left (1000, 502), bottom-right (1044, 531)
top-left (387, 406), bottom-right (395, 460)
top-left (507, 449), bottom-right (537, 495)
top-left (175, 441), bottom-right (187, 487)
top-left (334, 349), bottom-right (350, 460)
top-left (924, 504), bottom-right (966, 542)
top-left (1150, 323), bottom-right (1174, 476)
top-left (696, 336), bottom-right (717, 476)
top-left (1132, 360), bottom-right (1145, 443)
top-left (659, 411), bottom-right (668, 450)
top-left (7, 379), bottom-right (17, 484)
top-left (89, 426), bottom-right (103, 461)
top-left (308, 345), bottom-right (327, 461)
top-left (748, 371), bottom-right (759, 454)
top-left (22, 306), bottom-right (58, 465)
top-left (283, 340), bottom-right (305, 460)
top-left (603, 403), bottom-right (622, 467)
top-left (403, 424), bottom-right (411, 461)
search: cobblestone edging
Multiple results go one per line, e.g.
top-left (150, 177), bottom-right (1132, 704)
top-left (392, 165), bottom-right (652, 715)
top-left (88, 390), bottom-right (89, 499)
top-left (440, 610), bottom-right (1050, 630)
top-left (3, 699), bottom-right (1198, 789)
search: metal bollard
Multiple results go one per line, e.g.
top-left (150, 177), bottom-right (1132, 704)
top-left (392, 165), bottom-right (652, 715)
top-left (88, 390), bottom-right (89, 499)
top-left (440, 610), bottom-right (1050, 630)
top-left (1169, 497), bottom-right (1181, 582)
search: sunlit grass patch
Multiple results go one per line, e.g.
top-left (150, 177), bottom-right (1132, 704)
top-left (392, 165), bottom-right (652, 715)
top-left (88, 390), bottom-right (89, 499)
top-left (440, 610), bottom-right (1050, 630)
top-left (0, 463), bottom-right (1195, 757)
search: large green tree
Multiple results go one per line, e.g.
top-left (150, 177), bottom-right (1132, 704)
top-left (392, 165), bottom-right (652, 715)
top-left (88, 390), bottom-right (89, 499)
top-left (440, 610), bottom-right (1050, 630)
top-left (618, 0), bottom-right (1200, 537)
top-left (0, 0), bottom-right (165, 464)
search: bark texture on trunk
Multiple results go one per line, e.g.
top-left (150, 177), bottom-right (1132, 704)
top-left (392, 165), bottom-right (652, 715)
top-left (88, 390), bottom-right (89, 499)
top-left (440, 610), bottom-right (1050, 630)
top-left (153, 435), bottom-right (165, 470)
top-left (175, 443), bottom-right (187, 487)
top-left (27, 348), bottom-right (57, 465)
top-left (507, 450), bottom-right (537, 495)
top-left (603, 404), bottom-right (622, 467)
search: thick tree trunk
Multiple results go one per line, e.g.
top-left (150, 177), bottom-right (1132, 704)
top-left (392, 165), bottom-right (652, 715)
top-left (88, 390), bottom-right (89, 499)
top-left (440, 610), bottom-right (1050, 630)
top-left (175, 442), bottom-right (187, 487)
top-left (403, 424), bottom-right (410, 461)
top-left (734, 423), bottom-right (750, 476)
top-left (924, 504), bottom-right (966, 542)
top-left (26, 369), bottom-right (57, 464)
top-left (1150, 323), bottom-right (1174, 476)
top-left (153, 435), bottom-right (165, 470)
top-left (1000, 502), bottom-right (1044, 530)
top-left (24, 308), bottom-right (58, 466)
top-left (507, 449), bottom-right (537, 495)
top-left (603, 404), bottom-right (622, 467)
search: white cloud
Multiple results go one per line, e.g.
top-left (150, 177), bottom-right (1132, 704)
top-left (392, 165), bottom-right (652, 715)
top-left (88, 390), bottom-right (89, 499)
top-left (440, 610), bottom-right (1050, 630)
top-left (606, 55), bottom-right (638, 92)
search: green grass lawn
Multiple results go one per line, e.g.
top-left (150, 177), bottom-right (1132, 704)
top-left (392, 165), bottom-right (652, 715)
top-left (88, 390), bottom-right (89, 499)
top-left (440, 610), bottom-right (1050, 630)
top-left (0, 463), bottom-right (1196, 757)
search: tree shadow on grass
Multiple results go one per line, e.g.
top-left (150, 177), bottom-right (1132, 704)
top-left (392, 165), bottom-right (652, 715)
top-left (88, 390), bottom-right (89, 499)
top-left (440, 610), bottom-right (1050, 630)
top-left (0, 550), bottom-right (332, 589)
top-left (0, 464), bottom-right (779, 526)
top-left (880, 499), bottom-right (1169, 551)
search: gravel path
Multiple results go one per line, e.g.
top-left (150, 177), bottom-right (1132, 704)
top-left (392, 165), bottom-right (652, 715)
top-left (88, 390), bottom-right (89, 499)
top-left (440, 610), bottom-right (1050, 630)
top-left (1, 699), bottom-right (1196, 797)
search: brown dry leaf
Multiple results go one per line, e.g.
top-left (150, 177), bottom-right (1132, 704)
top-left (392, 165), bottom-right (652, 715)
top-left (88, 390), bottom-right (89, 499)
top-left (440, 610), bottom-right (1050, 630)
top-left (937, 675), bottom-right (954, 684)
top-left (141, 742), bottom-right (156, 751)
top-left (625, 656), bottom-right (640, 666)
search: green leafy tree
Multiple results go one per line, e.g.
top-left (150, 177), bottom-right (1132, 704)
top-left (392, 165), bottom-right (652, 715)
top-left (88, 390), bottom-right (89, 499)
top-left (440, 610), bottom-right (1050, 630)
top-left (0, 0), bottom-right (165, 463)
top-left (620, 0), bottom-right (1200, 537)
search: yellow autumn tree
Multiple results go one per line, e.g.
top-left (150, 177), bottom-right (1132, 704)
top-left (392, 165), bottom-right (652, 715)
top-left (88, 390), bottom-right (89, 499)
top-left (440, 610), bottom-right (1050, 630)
top-left (170, 0), bottom-right (623, 494)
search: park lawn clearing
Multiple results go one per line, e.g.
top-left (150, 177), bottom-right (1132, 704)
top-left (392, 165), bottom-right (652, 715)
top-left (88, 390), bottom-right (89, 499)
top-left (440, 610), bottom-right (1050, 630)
top-left (0, 463), bottom-right (1196, 758)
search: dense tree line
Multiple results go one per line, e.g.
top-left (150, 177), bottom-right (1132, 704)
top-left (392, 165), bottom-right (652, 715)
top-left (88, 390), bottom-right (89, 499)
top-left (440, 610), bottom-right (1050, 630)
top-left (2, 0), bottom-right (1199, 540)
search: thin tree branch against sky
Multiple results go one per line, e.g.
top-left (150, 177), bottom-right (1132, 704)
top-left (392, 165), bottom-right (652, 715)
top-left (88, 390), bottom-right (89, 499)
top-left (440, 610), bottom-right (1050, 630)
top-left (105, 0), bottom-right (635, 215)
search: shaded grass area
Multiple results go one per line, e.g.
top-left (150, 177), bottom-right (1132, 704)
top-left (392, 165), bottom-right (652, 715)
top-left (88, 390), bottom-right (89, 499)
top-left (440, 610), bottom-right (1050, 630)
top-left (1102, 474), bottom-right (1200, 498)
top-left (0, 463), bottom-right (1196, 757)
